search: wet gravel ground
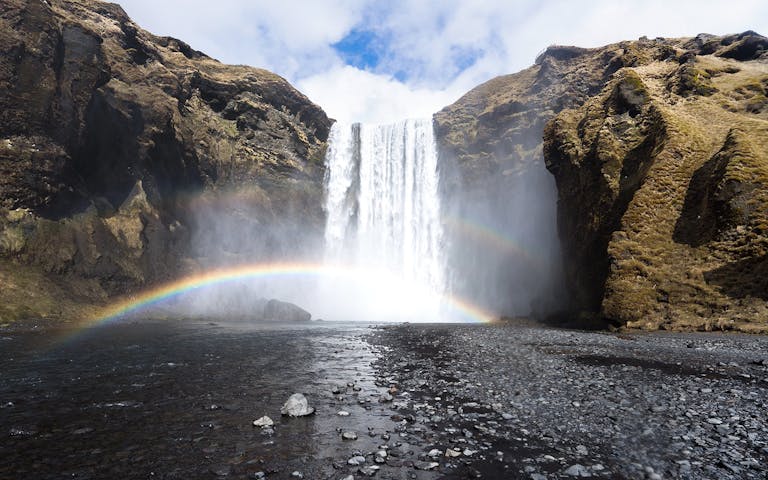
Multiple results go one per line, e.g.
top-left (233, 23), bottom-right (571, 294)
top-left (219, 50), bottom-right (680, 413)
top-left (1, 320), bottom-right (767, 479)
top-left (368, 322), bottom-right (768, 479)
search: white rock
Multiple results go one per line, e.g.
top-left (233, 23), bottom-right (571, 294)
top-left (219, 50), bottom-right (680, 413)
top-left (337, 410), bottom-right (350, 416)
top-left (252, 416), bottom-right (274, 427)
top-left (564, 464), bottom-right (591, 477)
top-left (445, 448), bottom-right (461, 457)
top-left (281, 393), bottom-right (314, 417)
top-left (428, 449), bottom-right (442, 458)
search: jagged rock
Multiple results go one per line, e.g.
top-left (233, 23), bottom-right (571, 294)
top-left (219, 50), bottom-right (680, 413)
top-left (252, 416), bottom-right (274, 427)
top-left (543, 32), bottom-right (768, 332)
top-left (0, 0), bottom-right (331, 322)
top-left (263, 299), bottom-right (311, 322)
top-left (436, 30), bottom-right (768, 332)
top-left (280, 393), bottom-right (314, 417)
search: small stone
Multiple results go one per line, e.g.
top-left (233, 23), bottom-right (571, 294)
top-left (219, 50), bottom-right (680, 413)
top-left (337, 410), bottom-right (350, 416)
top-left (342, 431), bottom-right (358, 440)
top-left (413, 461), bottom-right (439, 470)
top-left (564, 464), bottom-right (591, 477)
top-left (251, 472), bottom-right (265, 479)
top-left (210, 465), bottom-right (232, 477)
top-left (291, 472), bottom-right (303, 479)
top-left (380, 393), bottom-right (394, 402)
top-left (339, 476), bottom-right (354, 480)
top-left (428, 449), bottom-right (441, 458)
top-left (281, 393), bottom-right (314, 417)
top-left (252, 416), bottom-right (274, 427)
top-left (358, 466), bottom-right (379, 477)
top-left (576, 445), bottom-right (588, 456)
top-left (348, 455), bottom-right (366, 466)
top-left (463, 449), bottom-right (477, 456)
top-left (707, 418), bottom-right (723, 425)
top-left (445, 448), bottom-right (461, 457)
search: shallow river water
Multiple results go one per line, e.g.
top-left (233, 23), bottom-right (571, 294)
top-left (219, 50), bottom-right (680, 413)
top-left (0, 320), bottom-right (411, 479)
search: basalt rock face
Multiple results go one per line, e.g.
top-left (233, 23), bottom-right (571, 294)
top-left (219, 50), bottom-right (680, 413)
top-left (433, 40), bottom-right (649, 318)
top-left (543, 32), bottom-right (768, 332)
top-left (437, 31), bottom-right (768, 331)
top-left (0, 0), bottom-right (330, 322)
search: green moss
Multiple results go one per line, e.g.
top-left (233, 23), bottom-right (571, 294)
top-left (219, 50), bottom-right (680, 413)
top-left (676, 65), bottom-right (717, 97)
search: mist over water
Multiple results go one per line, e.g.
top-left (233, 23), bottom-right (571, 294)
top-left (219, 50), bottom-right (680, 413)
top-left (173, 117), bottom-right (563, 323)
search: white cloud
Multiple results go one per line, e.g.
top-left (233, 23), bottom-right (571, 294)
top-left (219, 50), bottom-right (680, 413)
top-left (297, 65), bottom-right (463, 123)
top-left (117, 0), bottom-right (768, 123)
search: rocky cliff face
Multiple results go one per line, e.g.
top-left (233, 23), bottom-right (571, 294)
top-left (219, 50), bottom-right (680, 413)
top-left (544, 32), bottom-right (768, 332)
top-left (0, 0), bottom-right (330, 322)
top-left (436, 31), bottom-right (768, 332)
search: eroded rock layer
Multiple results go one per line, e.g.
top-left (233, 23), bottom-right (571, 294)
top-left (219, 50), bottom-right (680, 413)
top-left (543, 33), bottom-right (768, 331)
top-left (437, 31), bottom-right (768, 331)
top-left (0, 0), bottom-right (330, 322)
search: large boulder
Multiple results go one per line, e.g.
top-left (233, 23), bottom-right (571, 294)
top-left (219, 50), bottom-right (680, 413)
top-left (263, 299), bottom-right (312, 322)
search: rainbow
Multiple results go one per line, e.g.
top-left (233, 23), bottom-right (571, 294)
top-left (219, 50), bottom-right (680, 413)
top-left (443, 216), bottom-right (544, 268)
top-left (85, 262), bottom-right (497, 329)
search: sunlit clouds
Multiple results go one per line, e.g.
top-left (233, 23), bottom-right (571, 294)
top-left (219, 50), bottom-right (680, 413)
top-left (118, 0), bottom-right (768, 123)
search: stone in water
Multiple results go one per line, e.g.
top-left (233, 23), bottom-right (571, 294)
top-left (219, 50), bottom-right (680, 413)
top-left (281, 393), bottom-right (314, 417)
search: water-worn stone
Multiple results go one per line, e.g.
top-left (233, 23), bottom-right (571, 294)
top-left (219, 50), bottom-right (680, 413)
top-left (252, 416), bottom-right (274, 427)
top-left (281, 394), bottom-right (314, 417)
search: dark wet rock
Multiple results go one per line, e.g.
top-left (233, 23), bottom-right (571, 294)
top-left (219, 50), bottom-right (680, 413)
top-left (564, 464), bottom-right (591, 477)
top-left (262, 299), bottom-right (311, 323)
top-left (413, 461), bottom-right (439, 470)
top-left (210, 464), bottom-right (232, 477)
top-left (280, 393), bottom-right (314, 417)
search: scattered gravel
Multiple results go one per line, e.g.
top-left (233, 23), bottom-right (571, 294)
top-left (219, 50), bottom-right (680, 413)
top-left (367, 323), bottom-right (768, 479)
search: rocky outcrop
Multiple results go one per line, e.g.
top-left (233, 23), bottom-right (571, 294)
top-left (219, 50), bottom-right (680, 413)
top-left (437, 31), bottom-right (768, 331)
top-left (262, 299), bottom-right (311, 322)
top-left (0, 0), bottom-right (330, 322)
top-left (543, 32), bottom-right (768, 331)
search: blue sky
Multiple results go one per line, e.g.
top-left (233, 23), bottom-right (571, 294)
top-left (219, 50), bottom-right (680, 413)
top-left (117, 0), bottom-right (768, 123)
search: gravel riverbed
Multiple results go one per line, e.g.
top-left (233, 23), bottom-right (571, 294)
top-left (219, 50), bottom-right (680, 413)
top-left (1, 320), bottom-right (766, 479)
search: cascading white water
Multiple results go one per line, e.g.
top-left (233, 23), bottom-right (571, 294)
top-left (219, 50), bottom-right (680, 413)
top-left (321, 119), bottom-right (447, 320)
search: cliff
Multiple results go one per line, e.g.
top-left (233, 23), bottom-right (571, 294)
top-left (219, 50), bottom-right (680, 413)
top-left (436, 31), bottom-right (768, 331)
top-left (544, 32), bottom-right (768, 332)
top-left (0, 0), bottom-right (331, 323)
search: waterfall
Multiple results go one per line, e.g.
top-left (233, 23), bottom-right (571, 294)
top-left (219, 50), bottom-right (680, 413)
top-left (322, 119), bottom-right (447, 319)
